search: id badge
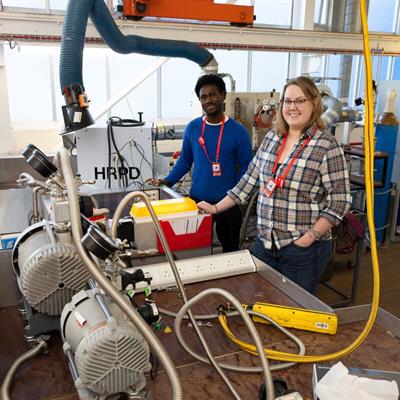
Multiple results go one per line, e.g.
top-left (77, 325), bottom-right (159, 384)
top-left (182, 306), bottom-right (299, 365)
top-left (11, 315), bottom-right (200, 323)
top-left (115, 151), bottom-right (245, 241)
top-left (275, 176), bottom-right (285, 188)
top-left (263, 178), bottom-right (277, 197)
top-left (212, 162), bottom-right (221, 176)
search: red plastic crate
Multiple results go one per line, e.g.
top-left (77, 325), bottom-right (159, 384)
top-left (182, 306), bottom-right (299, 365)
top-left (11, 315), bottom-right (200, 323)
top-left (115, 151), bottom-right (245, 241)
top-left (157, 215), bottom-right (213, 254)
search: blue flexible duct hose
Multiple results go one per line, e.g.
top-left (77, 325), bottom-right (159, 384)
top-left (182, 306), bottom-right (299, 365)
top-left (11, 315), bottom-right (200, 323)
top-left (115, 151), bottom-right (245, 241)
top-left (60, 0), bottom-right (214, 92)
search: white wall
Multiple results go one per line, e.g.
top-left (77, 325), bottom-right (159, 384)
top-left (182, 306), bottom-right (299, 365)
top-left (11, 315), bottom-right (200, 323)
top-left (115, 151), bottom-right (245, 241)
top-left (10, 122), bottom-right (62, 154)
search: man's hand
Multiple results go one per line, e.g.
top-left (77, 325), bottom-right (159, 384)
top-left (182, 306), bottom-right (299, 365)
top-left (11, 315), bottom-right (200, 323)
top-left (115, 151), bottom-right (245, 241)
top-left (145, 178), bottom-right (169, 187)
top-left (197, 201), bottom-right (218, 215)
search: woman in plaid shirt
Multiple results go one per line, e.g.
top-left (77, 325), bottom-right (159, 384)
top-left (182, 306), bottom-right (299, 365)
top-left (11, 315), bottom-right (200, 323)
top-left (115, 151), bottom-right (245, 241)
top-left (198, 76), bottom-right (351, 293)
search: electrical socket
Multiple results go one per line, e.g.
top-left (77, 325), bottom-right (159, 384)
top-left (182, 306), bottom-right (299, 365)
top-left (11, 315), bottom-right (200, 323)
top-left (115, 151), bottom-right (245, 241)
top-left (143, 189), bottom-right (159, 201)
top-left (133, 250), bottom-right (256, 291)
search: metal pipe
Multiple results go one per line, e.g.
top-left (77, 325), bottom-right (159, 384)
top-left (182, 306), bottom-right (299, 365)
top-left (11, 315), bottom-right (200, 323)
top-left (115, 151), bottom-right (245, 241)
top-left (321, 96), bottom-right (343, 128)
top-left (0, 338), bottom-right (47, 400)
top-left (321, 95), bottom-right (362, 129)
top-left (65, 349), bottom-right (79, 381)
top-left (218, 72), bottom-right (236, 92)
top-left (32, 186), bottom-right (42, 223)
top-left (93, 57), bottom-right (169, 121)
top-left (87, 278), bottom-right (112, 319)
top-left (17, 172), bottom-right (35, 186)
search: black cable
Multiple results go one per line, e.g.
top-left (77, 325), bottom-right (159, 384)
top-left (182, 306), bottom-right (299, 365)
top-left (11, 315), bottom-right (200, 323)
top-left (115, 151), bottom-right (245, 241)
top-left (106, 117), bottom-right (154, 190)
top-left (130, 143), bottom-right (145, 188)
top-left (107, 117), bottom-right (130, 187)
top-left (107, 121), bottom-right (112, 189)
top-left (111, 128), bottom-right (129, 187)
top-left (149, 351), bottom-right (159, 380)
top-left (132, 141), bottom-right (155, 174)
top-left (117, 138), bottom-right (148, 191)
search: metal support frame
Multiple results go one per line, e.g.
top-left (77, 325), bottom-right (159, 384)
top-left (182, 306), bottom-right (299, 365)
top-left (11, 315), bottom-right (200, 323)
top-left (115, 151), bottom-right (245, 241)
top-left (320, 231), bottom-right (364, 308)
top-left (92, 57), bottom-right (169, 121)
top-left (1, 12), bottom-right (400, 56)
top-left (0, 43), bottom-right (12, 153)
top-left (122, 0), bottom-right (254, 26)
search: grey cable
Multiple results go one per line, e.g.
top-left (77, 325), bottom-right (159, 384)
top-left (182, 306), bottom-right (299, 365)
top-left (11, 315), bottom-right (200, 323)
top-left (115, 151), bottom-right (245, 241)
top-left (0, 339), bottom-right (47, 400)
top-left (160, 306), bottom-right (305, 371)
top-left (173, 309), bottom-right (305, 373)
top-left (174, 288), bottom-right (275, 400)
top-left (239, 188), bottom-right (259, 248)
top-left (110, 192), bottom-right (243, 399)
top-left (59, 148), bottom-right (183, 400)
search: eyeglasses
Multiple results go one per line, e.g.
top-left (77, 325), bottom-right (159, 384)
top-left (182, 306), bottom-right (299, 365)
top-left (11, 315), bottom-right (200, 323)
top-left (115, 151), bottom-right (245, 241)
top-left (282, 98), bottom-right (310, 108)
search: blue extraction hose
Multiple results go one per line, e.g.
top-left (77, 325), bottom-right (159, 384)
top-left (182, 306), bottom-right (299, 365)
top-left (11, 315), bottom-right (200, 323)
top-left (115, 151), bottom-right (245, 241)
top-left (60, 0), bottom-right (214, 91)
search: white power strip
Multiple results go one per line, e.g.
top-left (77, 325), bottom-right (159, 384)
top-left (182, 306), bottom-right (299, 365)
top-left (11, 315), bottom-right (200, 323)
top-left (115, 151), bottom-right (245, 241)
top-left (129, 250), bottom-right (256, 291)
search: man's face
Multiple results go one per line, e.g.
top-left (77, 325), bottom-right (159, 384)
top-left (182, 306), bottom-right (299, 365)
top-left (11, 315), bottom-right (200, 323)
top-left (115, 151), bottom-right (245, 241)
top-left (198, 84), bottom-right (226, 117)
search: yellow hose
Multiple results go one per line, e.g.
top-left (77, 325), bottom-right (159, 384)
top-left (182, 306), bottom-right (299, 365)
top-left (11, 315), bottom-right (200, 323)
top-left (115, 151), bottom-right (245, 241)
top-left (218, 0), bottom-right (380, 363)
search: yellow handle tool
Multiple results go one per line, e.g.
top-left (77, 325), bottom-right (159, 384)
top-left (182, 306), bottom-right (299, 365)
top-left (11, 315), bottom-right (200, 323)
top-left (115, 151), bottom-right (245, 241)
top-left (244, 302), bottom-right (338, 335)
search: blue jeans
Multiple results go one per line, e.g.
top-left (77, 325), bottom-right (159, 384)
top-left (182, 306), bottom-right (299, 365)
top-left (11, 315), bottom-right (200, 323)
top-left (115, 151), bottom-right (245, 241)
top-left (252, 235), bottom-right (331, 294)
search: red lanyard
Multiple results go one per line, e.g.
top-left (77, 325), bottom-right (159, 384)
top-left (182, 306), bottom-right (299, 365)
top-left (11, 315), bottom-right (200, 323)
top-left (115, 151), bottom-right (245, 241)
top-left (199, 117), bottom-right (225, 163)
top-left (272, 134), bottom-right (311, 182)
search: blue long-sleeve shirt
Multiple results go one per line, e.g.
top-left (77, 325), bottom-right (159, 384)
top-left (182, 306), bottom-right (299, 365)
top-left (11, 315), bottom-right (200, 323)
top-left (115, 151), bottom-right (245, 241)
top-left (165, 116), bottom-right (253, 202)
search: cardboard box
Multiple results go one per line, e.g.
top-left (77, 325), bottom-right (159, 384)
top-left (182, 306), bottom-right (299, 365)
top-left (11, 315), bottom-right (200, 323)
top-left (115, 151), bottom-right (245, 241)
top-left (312, 364), bottom-right (400, 400)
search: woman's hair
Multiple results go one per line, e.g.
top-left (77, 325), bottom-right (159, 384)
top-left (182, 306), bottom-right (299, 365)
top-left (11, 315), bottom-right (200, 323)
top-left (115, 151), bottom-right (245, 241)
top-left (274, 76), bottom-right (324, 136)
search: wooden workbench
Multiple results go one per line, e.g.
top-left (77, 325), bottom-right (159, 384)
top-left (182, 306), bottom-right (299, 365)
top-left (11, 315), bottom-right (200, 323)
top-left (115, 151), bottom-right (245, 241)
top-left (1, 272), bottom-right (399, 400)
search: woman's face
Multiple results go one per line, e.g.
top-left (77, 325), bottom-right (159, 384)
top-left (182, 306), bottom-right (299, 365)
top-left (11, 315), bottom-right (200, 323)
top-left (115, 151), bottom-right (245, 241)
top-left (282, 84), bottom-right (314, 132)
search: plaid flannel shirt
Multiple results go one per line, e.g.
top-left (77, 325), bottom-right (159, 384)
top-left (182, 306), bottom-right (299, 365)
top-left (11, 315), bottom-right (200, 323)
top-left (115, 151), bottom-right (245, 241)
top-left (228, 125), bottom-right (351, 249)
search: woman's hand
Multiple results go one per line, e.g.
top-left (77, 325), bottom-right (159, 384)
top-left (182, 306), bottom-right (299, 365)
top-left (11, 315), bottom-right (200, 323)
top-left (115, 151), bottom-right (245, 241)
top-left (197, 201), bottom-right (218, 215)
top-left (293, 233), bottom-right (314, 248)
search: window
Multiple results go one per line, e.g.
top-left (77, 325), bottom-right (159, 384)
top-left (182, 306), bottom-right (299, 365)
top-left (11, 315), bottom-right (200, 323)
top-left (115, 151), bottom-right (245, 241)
top-left (108, 51), bottom-right (158, 122)
top-left (4, 45), bottom-right (54, 122)
top-left (49, 0), bottom-right (70, 11)
top-left (314, 0), bottom-right (330, 25)
top-left (3, 0), bottom-right (103, 11)
top-left (324, 54), bottom-right (342, 98)
top-left (161, 57), bottom-right (203, 119)
top-left (251, 51), bottom-right (288, 93)
top-left (213, 49), bottom-right (248, 92)
top-left (372, 56), bottom-right (390, 83)
top-left (368, 0), bottom-right (397, 33)
top-left (348, 55), bottom-right (361, 106)
top-left (162, 49), bottom-right (248, 119)
top-left (393, 58), bottom-right (400, 80)
top-left (357, 55), bottom-right (391, 101)
top-left (2, 0), bottom-right (45, 8)
top-left (254, 0), bottom-right (293, 27)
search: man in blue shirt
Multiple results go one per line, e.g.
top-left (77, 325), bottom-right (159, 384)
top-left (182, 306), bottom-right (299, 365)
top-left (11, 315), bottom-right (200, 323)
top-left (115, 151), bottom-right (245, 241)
top-left (150, 74), bottom-right (253, 252)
